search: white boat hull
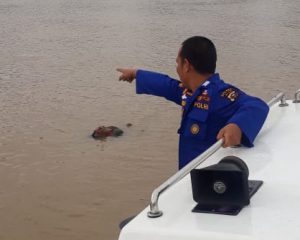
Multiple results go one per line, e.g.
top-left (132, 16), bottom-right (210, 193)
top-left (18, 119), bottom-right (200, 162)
top-left (119, 99), bottom-right (300, 240)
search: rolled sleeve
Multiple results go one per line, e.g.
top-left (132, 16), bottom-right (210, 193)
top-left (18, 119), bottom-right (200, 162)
top-left (227, 97), bottom-right (269, 147)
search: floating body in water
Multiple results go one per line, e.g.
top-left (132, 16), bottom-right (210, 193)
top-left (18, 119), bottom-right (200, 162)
top-left (92, 126), bottom-right (123, 139)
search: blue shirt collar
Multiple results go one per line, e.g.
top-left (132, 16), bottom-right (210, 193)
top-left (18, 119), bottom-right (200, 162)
top-left (194, 73), bottom-right (220, 93)
top-left (207, 73), bottom-right (221, 84)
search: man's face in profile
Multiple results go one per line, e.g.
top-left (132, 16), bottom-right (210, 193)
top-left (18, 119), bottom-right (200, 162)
top-left (176, 48), bottom-right (192, 89)
top-left (176, 48), bottom-right (187, 88)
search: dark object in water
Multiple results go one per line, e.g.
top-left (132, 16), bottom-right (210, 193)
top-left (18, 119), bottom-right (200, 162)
top-left (92, 126), bottom-right (123, 139)
top-left (126, 123), bottom-right (132, 128)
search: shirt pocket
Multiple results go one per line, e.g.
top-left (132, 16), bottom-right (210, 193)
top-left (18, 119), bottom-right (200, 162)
top-left (181, 109), bottom-right (208, 140)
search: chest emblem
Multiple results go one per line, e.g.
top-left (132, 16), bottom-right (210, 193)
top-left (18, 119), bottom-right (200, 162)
top-left (196, 89), bottom-right (210, 103)
top-left (194, 102), bottom-right (209, 110)
top-left (190, 124), bottom-right (200, 135)
top-left (197, 95), bottom-right (210, 102)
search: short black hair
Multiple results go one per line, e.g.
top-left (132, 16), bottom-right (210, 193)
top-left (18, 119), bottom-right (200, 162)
top-left (180, 36), bottom-right (217, 74)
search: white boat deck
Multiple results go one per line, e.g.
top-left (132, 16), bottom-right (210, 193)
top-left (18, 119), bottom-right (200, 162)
top-left (119, 100), bottom-right (300, 240)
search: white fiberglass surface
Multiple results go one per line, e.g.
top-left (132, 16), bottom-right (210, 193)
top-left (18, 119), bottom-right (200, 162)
top-left (119, 101), bottom-right (300, 240)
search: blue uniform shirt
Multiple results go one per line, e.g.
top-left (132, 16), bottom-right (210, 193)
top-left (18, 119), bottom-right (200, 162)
top-left (136, 70), bottom-right (269, 169)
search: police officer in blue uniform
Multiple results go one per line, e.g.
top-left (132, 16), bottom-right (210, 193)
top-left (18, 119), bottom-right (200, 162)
top-left (117, 36), bottom-right (269, 169)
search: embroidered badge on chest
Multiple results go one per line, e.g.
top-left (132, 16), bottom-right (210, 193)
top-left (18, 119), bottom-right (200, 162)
top-left (190, 124), bottom-right (200, 135)
top-left (221, 88), bottom-right (239, 102)
top-left (194, 102), bottom-right (209, 110)
top-left (196, 89), bottom-right (210, 103)
top-left (197, 95), bottom-right (210, 102)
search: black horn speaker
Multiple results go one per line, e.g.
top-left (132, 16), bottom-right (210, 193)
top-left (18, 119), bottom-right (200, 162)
top-left (190, 156), bottom-right (263, 215)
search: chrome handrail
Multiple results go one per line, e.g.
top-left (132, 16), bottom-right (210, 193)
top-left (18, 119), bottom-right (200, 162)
top-left (147, 139), bottom-right (223, 218)
top-left (293, 89), bottom-right (300, 103)
top-left (147, 92), bottom-right (287, 218)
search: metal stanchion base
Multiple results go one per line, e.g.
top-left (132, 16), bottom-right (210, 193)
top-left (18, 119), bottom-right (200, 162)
top-left (279, 103), bottom-right (289, 107)
top-left (147, 210), bottom-right (163, 218)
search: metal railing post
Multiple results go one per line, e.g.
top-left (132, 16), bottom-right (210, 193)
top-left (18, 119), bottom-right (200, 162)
top-left (293, 89), bottom-right (300, 103)
top-left (268, 92), bottom-right (287, 107)
top-left (147, 92), bottom-right (286, 218)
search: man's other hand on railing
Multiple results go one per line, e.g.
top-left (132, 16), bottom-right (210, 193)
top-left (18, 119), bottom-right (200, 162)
top-left (217, 123), bottom-right (242, 148)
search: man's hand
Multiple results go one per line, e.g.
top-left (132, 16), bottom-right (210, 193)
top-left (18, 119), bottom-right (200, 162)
top-left (217, 123), bottom-right (242, 148)
top-left (116, 68), bottom-right (137, 83)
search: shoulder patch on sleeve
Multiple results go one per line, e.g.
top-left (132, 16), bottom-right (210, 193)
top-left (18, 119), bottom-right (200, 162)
top-left (221, 88), bottom-right (239, 102)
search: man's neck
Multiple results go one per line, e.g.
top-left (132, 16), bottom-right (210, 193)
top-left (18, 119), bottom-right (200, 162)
top-left (189, 73), bottom-right (213, 93)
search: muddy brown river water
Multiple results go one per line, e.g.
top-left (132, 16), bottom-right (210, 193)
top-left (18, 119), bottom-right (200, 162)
top-left (0, 0), bottom-right (299, 239)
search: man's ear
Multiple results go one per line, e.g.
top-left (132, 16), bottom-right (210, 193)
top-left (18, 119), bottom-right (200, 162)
top-left (183, 58), bottom-right (191, 73)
